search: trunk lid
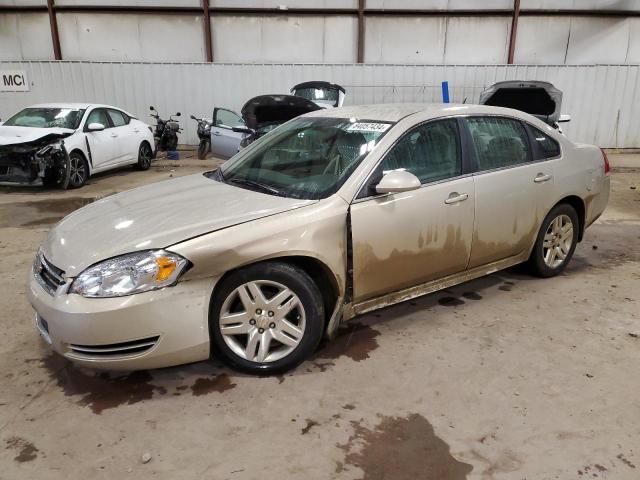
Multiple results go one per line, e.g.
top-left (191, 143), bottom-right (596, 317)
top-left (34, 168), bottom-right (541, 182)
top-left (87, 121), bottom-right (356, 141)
top-left (240, 95), bottom-right (322, 131)
top-left (478, 80), bottom-right (563, 125)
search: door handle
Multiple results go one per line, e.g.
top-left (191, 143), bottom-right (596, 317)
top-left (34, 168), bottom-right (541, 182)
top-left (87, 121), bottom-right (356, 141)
top-left (213, 131), bottom-right (222, 136)
top-left (444, 192), bottom-right (469, 205)
top-left (534, 173), bottom-right (552, 183)
top-left (110, 134), bottom-right (118, 138)
top-left (133, 129), bottom-right (140, 133)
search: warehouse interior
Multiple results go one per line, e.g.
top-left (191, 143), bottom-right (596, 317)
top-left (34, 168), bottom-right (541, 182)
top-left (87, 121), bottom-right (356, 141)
top-left (0, 1), bottom-right (639, 479)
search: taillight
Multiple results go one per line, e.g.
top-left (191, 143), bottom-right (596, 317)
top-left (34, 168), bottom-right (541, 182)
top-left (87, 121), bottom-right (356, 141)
top-left (600, 148), bottom-right (610, 175)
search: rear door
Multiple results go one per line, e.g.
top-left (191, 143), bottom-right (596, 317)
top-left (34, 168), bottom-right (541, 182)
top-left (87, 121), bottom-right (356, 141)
top-left (84, 108), bottom-right (117, 170)
top-left (210, 108), bottom-right (245, 158)
top-left (464, 116), bottom-right (554, 268)
top-left (350, 118), bottom-right (475, 302)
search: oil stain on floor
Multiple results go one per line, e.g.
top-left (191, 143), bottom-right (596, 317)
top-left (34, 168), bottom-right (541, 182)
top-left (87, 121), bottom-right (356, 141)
top-left (5, 436), bottom-right (39, 463)
top-left (43, 354), bottom-right (163, 414)
top-left (190, 374), bottom-right (236, 396)
top-left (315, 322), bottom-right (381, 362)
top-left (338, 413), bottom-right (473, 480)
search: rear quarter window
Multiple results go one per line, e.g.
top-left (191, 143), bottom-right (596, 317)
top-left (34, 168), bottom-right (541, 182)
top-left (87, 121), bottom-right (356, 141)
top-left (528, 126), bottom-right (561, 160)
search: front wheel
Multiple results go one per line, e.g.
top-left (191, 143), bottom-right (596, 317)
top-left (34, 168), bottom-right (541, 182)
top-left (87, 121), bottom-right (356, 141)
top-left (527, 203), bottom-right (579, 277)
top-left (197, 139), bottom-right (210, 160)
top-left (209, 262), bottom-right (324, 375)
top-left (136, 142), bottom-right (153, 170)
top-left (64, 152), bottom-right (88, 189)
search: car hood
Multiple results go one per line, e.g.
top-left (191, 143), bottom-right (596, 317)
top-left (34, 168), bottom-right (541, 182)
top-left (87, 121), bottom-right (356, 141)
top-left (241, 94), bottom-right (322, 130)
top-left (478, 80), bottom-right (563, 124)
top-left (42, 173), bottom-right (315, 276)
top-left (0, 126), bottom-right (75, 146)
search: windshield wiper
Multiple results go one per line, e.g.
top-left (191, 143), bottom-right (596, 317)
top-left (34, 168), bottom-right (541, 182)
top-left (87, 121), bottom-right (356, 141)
top-left (227, 177), bottom-right (283, 196)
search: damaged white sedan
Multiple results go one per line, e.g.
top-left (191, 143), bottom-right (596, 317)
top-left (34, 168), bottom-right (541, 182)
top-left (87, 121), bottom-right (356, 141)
top-left (0, 103), bottom-right (155, 188)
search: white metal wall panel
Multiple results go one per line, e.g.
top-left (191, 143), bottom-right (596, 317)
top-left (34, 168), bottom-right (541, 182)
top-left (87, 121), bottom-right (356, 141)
top-left (565, 17), bottom-right (633, 64)
top-left (0, 62), bottom-right (638, 148)
top-left (211, 0), bottom-right (358, 6)
top-left (365, 0), bottom-right (514, 9)
top-left (0, 13), bottom-right (55, 60)
top-left (364, 17), bottom-right (447, 63)
top-left (520, 0), bottom-right (640, 10)
top-left (212, 15), bottom-right (357, 63)
top-left (56, 13), bottom-right (206, 62)
top-left (443, 17), bottom-right (510, 63)
top-left (55, 0), bottom-right (200, 5)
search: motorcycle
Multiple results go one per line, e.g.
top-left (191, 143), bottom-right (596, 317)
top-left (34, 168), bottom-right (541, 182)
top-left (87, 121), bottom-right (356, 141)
top-left (190, 115), bottom-right (213, 159)
top-left (149, 106), bottom-right (181, 152)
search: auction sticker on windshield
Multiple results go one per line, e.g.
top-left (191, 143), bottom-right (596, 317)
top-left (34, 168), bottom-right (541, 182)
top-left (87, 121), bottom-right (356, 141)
top-left (346, 122), bottom-right (392, 133)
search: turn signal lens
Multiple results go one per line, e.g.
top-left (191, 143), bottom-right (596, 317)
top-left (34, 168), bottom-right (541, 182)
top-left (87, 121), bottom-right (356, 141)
top-left (155, 256), bottom-right (177, 281)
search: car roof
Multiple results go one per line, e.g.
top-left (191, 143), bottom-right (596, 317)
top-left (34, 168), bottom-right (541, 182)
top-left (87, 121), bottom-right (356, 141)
top-left (304, 103), bottom-right (546, 124)
top-left (27, 103), bottom-right (118, 110)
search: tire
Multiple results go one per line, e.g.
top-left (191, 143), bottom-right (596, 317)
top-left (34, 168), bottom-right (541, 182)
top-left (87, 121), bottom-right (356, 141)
top-left (209, 262), bottom-right (324, 375)
top-left (136, 142), bottom-right (153, 170)
top-left (197, 139), bottom-right (210, 160)
top-left (527, 203), bottom-right (579, 277)
top-left (65, 151), bottom-right (88, 189)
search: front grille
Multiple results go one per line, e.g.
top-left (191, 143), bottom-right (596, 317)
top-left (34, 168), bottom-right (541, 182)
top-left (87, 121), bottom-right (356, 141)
top-left (34, 252), bottom-right (65, 295)
top-left (68, 336), bottom-right (160, 358)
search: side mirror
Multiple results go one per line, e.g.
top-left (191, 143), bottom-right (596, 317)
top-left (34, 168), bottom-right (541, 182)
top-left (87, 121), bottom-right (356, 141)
top-left (232, 126), bottom-right (254, 134)
top-left (558, 114), bottom-right (572, 123)
top-left (190, 115), bottom-right (196, 120)
top-left (149, 106), bottom-right (155, 111)
top-left (375, 170), bottom-right (421, 194)
top-left (87, 122), bottom-right (105, 132)
top-left (175, 112), bottom-right (181, 117)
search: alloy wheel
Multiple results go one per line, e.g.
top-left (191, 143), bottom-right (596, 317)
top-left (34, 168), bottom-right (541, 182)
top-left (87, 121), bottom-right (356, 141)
top-left (219, 280), bottom-right (306, 363)
top-left (140, 144), bottom-right (152, 168)
top-left (69, 155), bottom-right (86, 187)
top-left (542, 214), bottom-right (574, 268)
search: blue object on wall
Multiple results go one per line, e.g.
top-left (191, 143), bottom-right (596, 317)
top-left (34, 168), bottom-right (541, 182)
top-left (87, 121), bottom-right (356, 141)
top-left (441, 81), bottom-right (450, 103)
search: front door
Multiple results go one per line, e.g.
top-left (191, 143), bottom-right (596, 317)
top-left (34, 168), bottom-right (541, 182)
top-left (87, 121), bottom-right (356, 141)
top-left (464, 116), bottom-right (554, 268)
top-left (83, 108), bottom-right (117, 170)
top-left (350, 118), bottom-right (475, 302)
top-left (211, 108), bottom-right (246, 158)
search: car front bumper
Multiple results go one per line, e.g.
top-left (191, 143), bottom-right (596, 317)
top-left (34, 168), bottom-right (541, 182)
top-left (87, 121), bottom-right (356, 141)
top-left (27, 270), bottom-right (215, 370)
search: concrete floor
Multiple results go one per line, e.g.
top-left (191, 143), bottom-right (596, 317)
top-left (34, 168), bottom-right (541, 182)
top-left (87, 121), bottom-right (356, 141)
top-left (0, 153), bottom-right (638, 480)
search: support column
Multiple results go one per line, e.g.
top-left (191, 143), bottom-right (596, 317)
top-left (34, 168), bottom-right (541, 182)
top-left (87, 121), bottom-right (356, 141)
top-left (203, 0), bottom-right (213, 62)
top-left (507, 0), bottom-right (520, 64)
top-left (47, 0), bottom-right (62, 60)
top-left (357, 0), bottom-right (365, 63)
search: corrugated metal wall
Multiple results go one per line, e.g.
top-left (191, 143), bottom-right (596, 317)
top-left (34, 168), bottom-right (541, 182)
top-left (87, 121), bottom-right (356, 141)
top-left (1, 61), bottom-right (638, 147)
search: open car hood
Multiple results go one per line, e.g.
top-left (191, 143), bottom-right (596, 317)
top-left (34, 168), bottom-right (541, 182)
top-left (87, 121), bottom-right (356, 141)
top-left (291, 81), bottom-right (346, 108)
top-left (0, 126), bottom-right (74, 146)
top-left (479, 81), bottom-right (563, 124)
top-left (241, 94), bottom-right (322, 131)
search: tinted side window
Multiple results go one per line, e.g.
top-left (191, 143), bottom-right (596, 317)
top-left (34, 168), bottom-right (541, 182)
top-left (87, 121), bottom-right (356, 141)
top-left (85, 109), bottom-right (110, 128)
top-left (467, 117), bottom-right (530, 171)
top-left (530, 126), bottom-right (560, 159)
top-left (215, 109), bottom-right (244, 128)
top-left (380, 119), bottom-right (462, 185)
top-left (108, 109), bottom-right (129, 127)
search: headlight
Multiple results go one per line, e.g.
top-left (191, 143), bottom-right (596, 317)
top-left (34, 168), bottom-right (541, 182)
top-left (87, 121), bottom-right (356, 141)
top-left (69, 250), bottom-right (190, 298)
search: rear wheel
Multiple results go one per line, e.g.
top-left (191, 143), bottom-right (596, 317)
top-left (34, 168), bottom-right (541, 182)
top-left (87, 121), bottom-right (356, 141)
top-left (137, 142), bottom-right (152, 170)
top-left (209, 262), bottom-right (324, 375)
top-left (197, 139), bottom-right (210, 159)
top-left (528, 203), bottom-right (579, 277)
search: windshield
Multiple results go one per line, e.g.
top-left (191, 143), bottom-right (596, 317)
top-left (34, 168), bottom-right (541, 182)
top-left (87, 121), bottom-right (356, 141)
top-left (294, 88), bottom-right (340, 107)
top-left (4, 108), bottom-right (85, 129)
top-left (217, 117), bottom-right (393, 200)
